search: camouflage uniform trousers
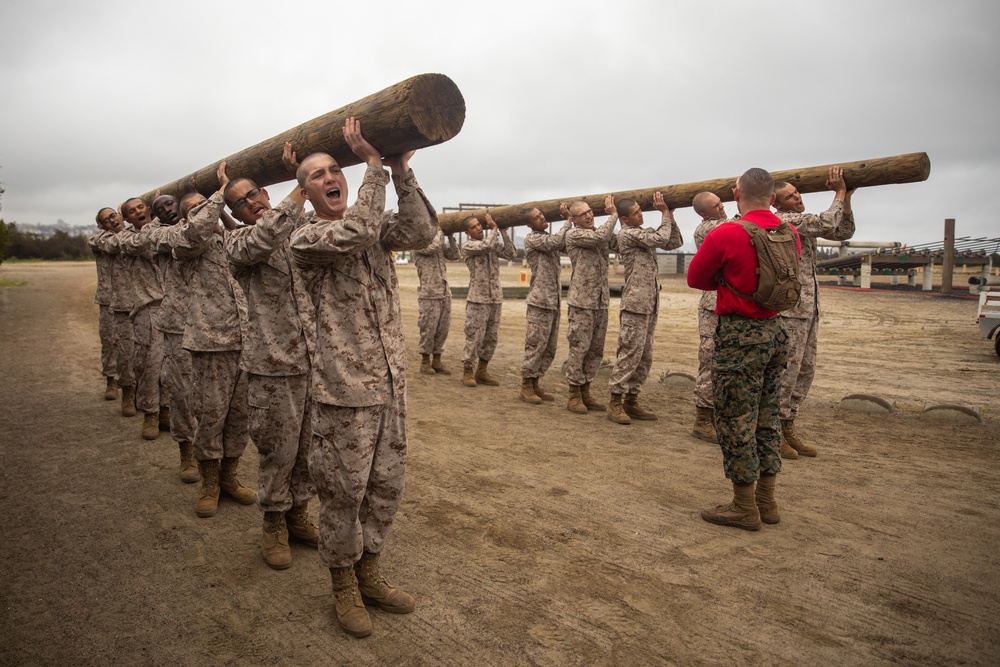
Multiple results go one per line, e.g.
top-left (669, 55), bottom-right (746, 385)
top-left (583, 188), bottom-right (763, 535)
top-left (99, 305), bottom-right (117, 378)
top-left (779, 314), bottom-right (818, 420)
top-left (521, 305), bottom-right (560, 379)
top-left (113, 310), bottom-right (135, 388)
top-left (417, 295), bottom-right (451, 356)
top-left (310, 385), bottom-right (407, 569)
top-left (248, 372), bottom-right (316, 512)
top-left (462, 301), bottom-right (501, 366)
top-left (712, 315), bottom-right (788, 483)
top-left (608, 308), bottom-right (658, 396)
top-left (693, 309), bottom-right (718, 409)
top-left (189, 350), bottom-right (250, 461)
top-left (132, 305), bottom-right (166, 415)
top-left (565, 305), bottom-right (608, 387)
top-left (161, 332), bottom-right (195, 445)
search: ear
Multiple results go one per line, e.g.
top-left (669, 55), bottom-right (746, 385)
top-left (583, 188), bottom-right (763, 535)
top-left (300, 186), bottom-right (310, 202)
top-left (260, 187), bottom-right (270, 200)
top-left (768, 192), bottom-right (776, 207)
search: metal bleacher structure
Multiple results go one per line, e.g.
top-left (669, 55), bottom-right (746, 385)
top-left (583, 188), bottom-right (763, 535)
top-left (814, 236), bottom-right (999, 292)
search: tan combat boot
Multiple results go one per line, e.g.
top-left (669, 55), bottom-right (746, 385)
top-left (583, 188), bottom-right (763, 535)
top-left (158, 405), bottom-right (171, 432)
top-left (178, 441), bottom-right (199, 484)
top-left (419, 354), bottom-right (434, 375)
top-left (195, 459), bottom-right (221, 518)
top-left (121, 385), bottom-right (137, 417)
top-left (701, 481), bottom-right (762, 531)
top-left (691, 406), bottom-right (718, 443)
top-left (462, 364), bottom-right (477, 387)
top-left (285, 503), bottom-right (320, 546)
top-left (531, 377), bottom-right (554, 401)
top-left (475, 359), bottom-right (499, 386)
top-left (219, 457), bottom-right (257, 505)
top-left (431, 354), bottom-right (451, 375)
top-left (607, 394), bottom-right (631, 425)
top-left (261, 511), bottom-right (292, 570)
top-left (755, 472), bottom-right (780, 525)
top-left (781, 419), bottom-right (817, 457)
top-left (780, 437), bottom-right (799, 459)
top-left (141, 412), bottom-right (160, 440)
top-left (567, 385), bottom-right (588, 414)
top-left (330, 566), bottom-right (372, 638)
top-left (519, 378), bottom-right (542, 404)
top-left (355, 552), bottom-right (415, 614)
top-left (579, 382), bottom-right (603, 411)
top-left (104, 376), bottom-right (118, 401)
top-left (623, 393), bottom-right (657, 420)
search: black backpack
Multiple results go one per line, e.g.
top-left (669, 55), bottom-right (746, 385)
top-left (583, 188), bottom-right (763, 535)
top-left (723, 220), bottom-right (801, 311)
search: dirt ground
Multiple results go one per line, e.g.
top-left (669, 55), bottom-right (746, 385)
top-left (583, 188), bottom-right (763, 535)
top-left (1, 260), bottom-right (998, 666)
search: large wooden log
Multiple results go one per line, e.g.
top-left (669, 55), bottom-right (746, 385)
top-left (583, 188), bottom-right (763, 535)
top-left (437, 152), bottom-right (930, 235)
top-left (138, 73), bottom-right (465, 204)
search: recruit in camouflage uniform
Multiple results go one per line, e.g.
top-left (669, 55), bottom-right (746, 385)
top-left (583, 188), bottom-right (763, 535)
top-left (414, 229), bottom-right (460, 375)
top-left (774, 169), bottom-right (855, 457)
top-left (226, 182), bottom-right (319, 571)
top-left (289, 131), bottom-right (437, 638)
top-left (690, 191), bottom-right (732, 444)
top-left (88, 219), bottom-right (118, 400)
top-left (93, 224), bottom-right (137, 417)
top-left (564, 198), bottom-right (619, 413)
top-left (519, 209), bottom-right (570, 404)
top-left (173, 187), bottom-right (256, 519)
top-left (461, 215), bottom-right (516, 387)
top-left (146, 205), bottom-right (199, 485)
top-left (119, 208), bottom-right (168, 441)
top-left (607, 193), bottom-right (683, 424)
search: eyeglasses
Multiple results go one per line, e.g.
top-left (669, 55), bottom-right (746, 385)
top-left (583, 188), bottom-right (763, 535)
top-left (231, 188), bottom-right (261, 212)
top-left (99, 212), bottom-right (118, 225)
top-left (572, 209), bottom-right (593, 218)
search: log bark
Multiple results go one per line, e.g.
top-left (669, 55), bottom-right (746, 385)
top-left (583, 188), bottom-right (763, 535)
top-left (138, 73), bottom-right (465, 204)
top-left (437, 152), bottom-right (930, 235)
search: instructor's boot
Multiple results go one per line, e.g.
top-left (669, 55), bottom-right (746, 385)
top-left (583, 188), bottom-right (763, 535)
top-left (178, 441), bottom-right (199, 484)
top-left (701, 481), bottom-right (762, 531)
top-left (579, 382), bottom-right (603, 411)
top-left (330, 566), bottom-right (372, 638)
top-left (691, 406), bottom-right (718, 443)
top-left (419, 354), bottom-right (435, 375)
top-left (755, 472), bottom-right (780, 525)
top-left (104, 376), bottom-right (118, 401)
top-left (623, 392), bottom-right (657, 421)
top-left (607, 394), bottom-right (631, 425)
top-left (431, 354), bottom-right (451, 375)
top-left (261, 511), bottom-right (292, 570)
top-left (121, 385), bottom-right (137, 417)
top-left (531, 377), bottom-right (554, 401)
top-left (475, 359), bottom-right (499, 386)
top-left (781, 419), bottom-right (817, 457)
top-left (567, 385), bottom-right (588, 414)
top-left (141, 412), bottom-right (160, 440)
top-left (354, 551), bottom-right (415, 614)
top-left (519, 378), bottom-right (543, 404)
top-left (285, 503), bottom-right (320, 547)
top-left (194, 459), bottom-right (221, 518)
top-left (219, 457), bottom-right (257, 505)
top-left (462, 364), bottom-right (477, 387)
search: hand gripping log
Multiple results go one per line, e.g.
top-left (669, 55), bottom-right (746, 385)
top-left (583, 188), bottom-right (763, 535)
top-left (436, 152), bottom-right (931, 235)
top-left (138, 73), bottom-right (466, 204)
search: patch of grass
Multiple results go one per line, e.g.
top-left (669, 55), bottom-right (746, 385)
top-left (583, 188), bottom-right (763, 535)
top-left (0, 279), bottom-right (28, 287)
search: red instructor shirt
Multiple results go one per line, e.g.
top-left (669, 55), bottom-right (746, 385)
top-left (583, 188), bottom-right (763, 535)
top-left (686, 208), bottom-right (801, 319)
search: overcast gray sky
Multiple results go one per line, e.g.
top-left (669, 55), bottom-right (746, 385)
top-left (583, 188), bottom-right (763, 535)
top-left (1, 0), bottom-right (997, 251)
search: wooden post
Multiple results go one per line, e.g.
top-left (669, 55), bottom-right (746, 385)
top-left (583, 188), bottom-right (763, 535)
top-left (437, 152), bottom-right (931, 234)
top-left (138, 73), bottom-right (466, 204)
top-left (941, 218), bottom-right (955, 295)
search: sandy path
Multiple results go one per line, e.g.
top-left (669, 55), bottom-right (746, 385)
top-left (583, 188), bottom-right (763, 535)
top-left (1, 261), bottom-right (997, 666)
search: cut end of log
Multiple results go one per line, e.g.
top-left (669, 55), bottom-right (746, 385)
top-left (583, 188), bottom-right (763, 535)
top-left (408, 73), bottom-right (466, 143)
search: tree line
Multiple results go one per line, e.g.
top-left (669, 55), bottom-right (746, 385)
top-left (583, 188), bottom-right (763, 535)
top-left (0, 221), bottom-right (93, 264)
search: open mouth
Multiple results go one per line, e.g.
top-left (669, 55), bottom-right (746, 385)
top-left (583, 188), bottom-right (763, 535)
top-left (325, 187), bottom-right (342, 205)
